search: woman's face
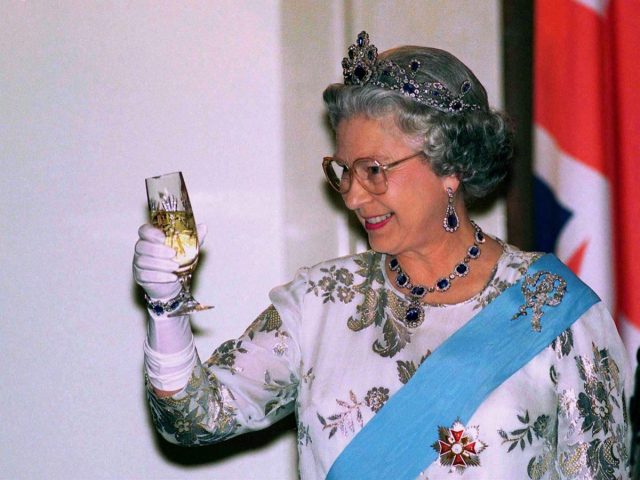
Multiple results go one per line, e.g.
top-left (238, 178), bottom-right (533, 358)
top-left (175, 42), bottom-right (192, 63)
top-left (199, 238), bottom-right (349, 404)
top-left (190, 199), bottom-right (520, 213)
top-left (335, 114), bottom-right (456, 257)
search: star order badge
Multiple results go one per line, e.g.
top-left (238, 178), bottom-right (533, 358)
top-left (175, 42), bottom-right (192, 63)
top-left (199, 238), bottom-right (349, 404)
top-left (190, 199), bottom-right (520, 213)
top-left (432, 420), bottom-right (487, 472)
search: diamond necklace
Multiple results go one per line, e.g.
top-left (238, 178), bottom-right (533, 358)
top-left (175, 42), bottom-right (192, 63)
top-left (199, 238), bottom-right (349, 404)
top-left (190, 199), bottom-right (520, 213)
top-left (388, 221), bottom-right (486, 328)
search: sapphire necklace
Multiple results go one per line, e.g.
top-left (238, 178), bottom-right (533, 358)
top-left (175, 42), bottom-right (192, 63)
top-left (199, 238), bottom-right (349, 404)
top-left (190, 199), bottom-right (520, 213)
top-left (389, 221), bottom-right (486, 328)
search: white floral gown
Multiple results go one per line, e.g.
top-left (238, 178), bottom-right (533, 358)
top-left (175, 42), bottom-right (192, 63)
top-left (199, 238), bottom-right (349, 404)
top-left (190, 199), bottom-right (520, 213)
top-left (146, 243), bottom-right (631, 479)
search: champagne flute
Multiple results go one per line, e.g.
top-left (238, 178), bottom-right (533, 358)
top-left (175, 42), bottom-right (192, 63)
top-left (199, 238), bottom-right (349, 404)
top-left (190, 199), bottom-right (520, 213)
top-left (145, 171), bottom-right (213, 317)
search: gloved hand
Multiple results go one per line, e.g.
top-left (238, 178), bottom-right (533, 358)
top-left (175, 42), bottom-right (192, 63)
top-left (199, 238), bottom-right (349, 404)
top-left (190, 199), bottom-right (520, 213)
top-left (133, 223), bottom-right (208, 300)
top-left (134, 223), bottom-right (208, 391)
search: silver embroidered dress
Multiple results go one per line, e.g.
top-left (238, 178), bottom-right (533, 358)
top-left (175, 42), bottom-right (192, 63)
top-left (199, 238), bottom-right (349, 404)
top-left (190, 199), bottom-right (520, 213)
top-left (146, 243), bottom-right (631, 479)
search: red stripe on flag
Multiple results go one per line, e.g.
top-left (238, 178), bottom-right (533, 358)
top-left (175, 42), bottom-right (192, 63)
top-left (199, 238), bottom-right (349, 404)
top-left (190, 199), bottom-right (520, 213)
top-left (534, 0), bottom-right (609, 177)
top-left (566, 240), bottom-right (589, 275)
top-left (607, 0), bottom-right (640, 329)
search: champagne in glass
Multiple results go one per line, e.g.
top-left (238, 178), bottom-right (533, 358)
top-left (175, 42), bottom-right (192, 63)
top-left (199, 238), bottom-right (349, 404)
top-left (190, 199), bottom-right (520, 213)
top-left (145, 172), bottom-right (213, 316)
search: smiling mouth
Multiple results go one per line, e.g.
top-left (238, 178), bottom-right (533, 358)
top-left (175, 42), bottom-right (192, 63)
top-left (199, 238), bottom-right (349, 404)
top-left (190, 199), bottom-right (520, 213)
top-left (364, 213), bottom-right (393, 230)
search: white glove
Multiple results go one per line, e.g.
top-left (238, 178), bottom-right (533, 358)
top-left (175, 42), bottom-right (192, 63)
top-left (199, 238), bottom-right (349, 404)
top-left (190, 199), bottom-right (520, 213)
top-left (144, 335), bottom-right (197, 391)
top-left (133, 223), bottom-right (208, 300)
top-left (133, 222), bottom-right (207, 391)
top-left (144, 306), bottom-right (199, 391)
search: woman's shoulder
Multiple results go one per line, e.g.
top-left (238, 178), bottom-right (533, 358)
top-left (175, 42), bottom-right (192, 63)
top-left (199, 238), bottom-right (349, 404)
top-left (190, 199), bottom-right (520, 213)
top-left (500, 242), bottom-right (602, 300)
top-left (496, 240), bottom-right (543, 264)
top-left (488, 240), bottom-right (544, 286)
top-left (300, 250), bottom-right (386, 298)
top-left (500, 243), bottom-right (626, 366)
top-left (269, 250), bottom-right (384, 304)
top-left (302, 250), bottom-right (384, 280)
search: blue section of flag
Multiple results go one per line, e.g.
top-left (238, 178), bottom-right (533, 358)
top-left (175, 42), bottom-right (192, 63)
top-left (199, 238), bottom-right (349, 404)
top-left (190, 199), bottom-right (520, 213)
top-left (533, 176), bottom-right (573, 253)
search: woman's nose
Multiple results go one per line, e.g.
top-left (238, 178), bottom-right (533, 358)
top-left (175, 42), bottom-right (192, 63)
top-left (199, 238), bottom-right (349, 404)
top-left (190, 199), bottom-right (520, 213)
top-left (342, 175), bottom-right (372, 210)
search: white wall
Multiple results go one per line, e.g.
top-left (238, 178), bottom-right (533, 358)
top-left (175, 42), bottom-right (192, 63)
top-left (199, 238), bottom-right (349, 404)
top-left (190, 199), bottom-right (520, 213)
top-left (0, 1), bottom-right (502, 478)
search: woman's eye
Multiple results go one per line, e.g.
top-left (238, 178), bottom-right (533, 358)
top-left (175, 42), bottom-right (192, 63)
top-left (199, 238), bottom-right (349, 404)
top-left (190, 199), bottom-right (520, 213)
top-left (368, 165), bottom-right (382, 175)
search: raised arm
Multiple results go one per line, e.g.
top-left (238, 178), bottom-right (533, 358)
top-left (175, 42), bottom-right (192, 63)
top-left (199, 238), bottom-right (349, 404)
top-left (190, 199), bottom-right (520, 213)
top-left (134, 223), bottom-right (202, 396)
top-left (133, 224), bottom-right (305, 445)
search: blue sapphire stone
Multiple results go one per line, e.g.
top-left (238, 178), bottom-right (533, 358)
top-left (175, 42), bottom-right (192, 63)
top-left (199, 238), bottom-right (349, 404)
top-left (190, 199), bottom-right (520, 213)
top-left (402, 83), bottom-right (417, 95)
top-left (411, 286), bottom-right (426, 297)
top-left (410, 60), bottom-right (420, 72)
top-left (476, 231), bottom-right (485, 243)
top-left (405, 307), bottom-right (421, 323)
top-left (390, 258), bottom-right (399, 270)
top-left (436, 278), bottom-right (450, 291)
top-left (469, 246), bottom-right (480, 258)
top-left (170, 301), bottom-right (180, 310)
top-left (153, 305), bottom-right (164, 315)
top-left (397, 273), bottom-right (408, 287)
top-left (354, 65), bottom-right (367, 80)
top-left (447, 214), bottom-right (458, 229)
top-left (456, 263), bottom-right (468, 275)
top-left (451, 100), bottom-right (463, 111)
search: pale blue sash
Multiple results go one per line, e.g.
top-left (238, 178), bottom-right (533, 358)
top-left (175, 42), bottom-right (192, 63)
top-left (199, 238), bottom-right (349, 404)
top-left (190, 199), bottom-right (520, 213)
top-left (327, 254), bottom-right (599, 479)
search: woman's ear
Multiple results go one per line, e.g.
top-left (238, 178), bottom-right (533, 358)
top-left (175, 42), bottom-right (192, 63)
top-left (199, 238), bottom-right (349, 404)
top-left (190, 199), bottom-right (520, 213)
top-left (442, 175), bottom-right (461, 194)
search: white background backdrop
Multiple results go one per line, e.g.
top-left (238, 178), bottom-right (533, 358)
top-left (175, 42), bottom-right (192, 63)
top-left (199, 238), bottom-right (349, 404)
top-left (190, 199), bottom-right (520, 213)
top-left (1, 1), bottom-right (503, 478)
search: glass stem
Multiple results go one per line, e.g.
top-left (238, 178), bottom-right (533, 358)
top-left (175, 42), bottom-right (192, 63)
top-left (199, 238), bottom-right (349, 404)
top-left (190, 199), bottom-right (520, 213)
top-left (179, 273), bottom-right (193, 298)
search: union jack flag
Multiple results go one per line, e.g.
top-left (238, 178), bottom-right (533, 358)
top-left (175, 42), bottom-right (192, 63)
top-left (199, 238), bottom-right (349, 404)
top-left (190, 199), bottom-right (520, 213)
top-left (533, 0), bottom-right (640, 366)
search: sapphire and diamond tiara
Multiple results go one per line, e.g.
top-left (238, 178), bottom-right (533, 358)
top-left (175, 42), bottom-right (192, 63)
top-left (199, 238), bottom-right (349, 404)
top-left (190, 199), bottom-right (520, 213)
top-left (342, 31), bottom-right (481, 114)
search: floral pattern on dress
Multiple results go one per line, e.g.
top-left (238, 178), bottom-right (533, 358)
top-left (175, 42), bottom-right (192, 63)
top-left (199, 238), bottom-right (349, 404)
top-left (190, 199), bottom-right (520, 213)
top-left (364, 387), bottom-right (390, 412)
top-left (317, 390), bottom-right (365, 439)
top-left (146, 365), bottom-right (240, 446)
top-left (306, 265), bottom-right (355, 304)
top-left (498, 410), bottom-right (555, 453)
top-left (316, 386), bottom-right (391, 439)
top-left (499, 408), bottom-right (565, 479)
top-left (575, 344), bottom-right (623, 437)
top-left (396, 351), bottom-right (431, 384)
top-left (243, 304), bottom-right (282, 339)
top-left (241, 305), bottom-right (292, 358)
top-left (473, 255), bottom-right (541, 310)
top-left (551, 327), bottom-right (574, 358)
top-left (297, 419), bottom-right (312, 446)
top-left (203, 306), bottom-right (287, 375)
top-left (306, 251), bottom-right (415, 358)
top-left (301, 366), bottom-right (315, 387)
top-left (498, 342), bottom-right (629, 479)
top-left (204, 339), bottom-right (247, 374)
top-left (263, 370), bottom-right (298, 417)
top-left (295, 361), bottom-right (315, 449)
top-left (343, 252), bottom-right (414, 357)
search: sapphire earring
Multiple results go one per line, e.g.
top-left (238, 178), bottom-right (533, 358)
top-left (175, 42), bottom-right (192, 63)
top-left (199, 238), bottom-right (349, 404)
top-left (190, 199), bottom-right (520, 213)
top-left (443, 187), bottom-right (459, 232)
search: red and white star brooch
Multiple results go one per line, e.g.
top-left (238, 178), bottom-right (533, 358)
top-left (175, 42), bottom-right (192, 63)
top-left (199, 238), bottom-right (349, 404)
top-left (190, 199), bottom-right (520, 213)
top-left (432, 420), bottom-right (487, 472)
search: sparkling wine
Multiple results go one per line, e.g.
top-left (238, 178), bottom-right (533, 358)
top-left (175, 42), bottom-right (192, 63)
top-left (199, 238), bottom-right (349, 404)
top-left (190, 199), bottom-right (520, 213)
top-left (150, 209), bottom-right (199, 271)
top-left (146, 171), bottom-right (212, 316)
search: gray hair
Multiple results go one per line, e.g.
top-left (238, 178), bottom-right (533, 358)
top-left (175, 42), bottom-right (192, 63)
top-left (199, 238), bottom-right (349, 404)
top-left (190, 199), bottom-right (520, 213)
top-left (323, 46), bottom-right (513, 200)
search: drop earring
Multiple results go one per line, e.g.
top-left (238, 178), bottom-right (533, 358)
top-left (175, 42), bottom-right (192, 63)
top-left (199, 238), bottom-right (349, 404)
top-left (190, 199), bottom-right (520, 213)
top-left (443, 187), bottom-right (459, 232)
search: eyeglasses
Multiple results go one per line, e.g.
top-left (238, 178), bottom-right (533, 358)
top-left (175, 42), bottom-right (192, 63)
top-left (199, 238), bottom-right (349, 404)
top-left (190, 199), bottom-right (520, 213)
top-left (322, 151), bottom-right (425, 194)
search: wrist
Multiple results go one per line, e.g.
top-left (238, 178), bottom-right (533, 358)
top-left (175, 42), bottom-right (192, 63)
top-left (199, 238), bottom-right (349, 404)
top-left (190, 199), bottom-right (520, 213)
top-left (147, 308), bottom-right (193, 354)
top-left (145, 288), bottom-right (186, 316)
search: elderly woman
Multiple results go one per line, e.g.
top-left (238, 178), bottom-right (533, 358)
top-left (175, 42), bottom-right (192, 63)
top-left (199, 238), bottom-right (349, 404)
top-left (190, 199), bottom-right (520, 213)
top-left (133, 32), bottom-right (630, 479)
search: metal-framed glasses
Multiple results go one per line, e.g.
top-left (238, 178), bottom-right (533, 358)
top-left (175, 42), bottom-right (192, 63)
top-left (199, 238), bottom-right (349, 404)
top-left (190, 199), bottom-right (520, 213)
top-left (322, 151), bottom-right (425, 194)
